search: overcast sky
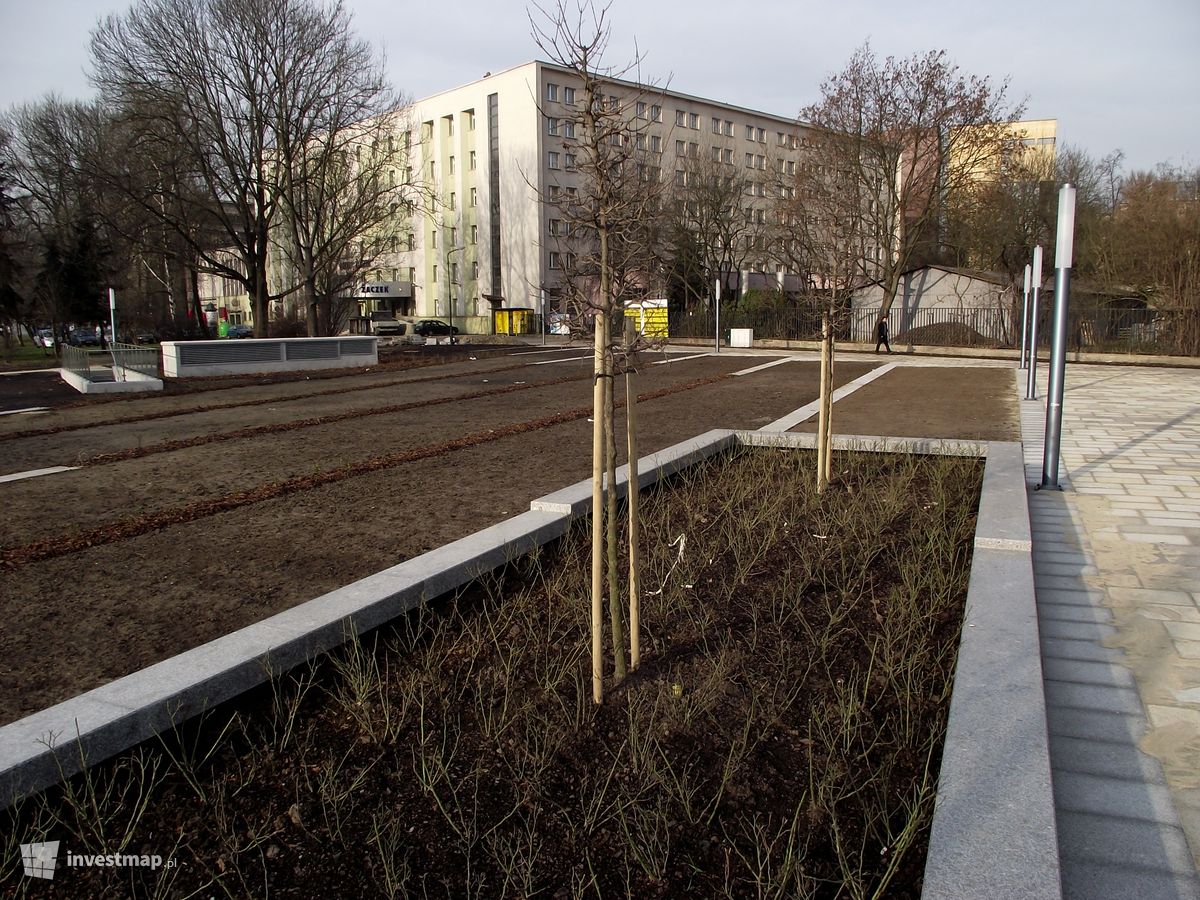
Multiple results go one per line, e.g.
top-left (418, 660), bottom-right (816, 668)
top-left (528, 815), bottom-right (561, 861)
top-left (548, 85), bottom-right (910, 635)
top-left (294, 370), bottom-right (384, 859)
top-left (1, 0), bottom-right (1196, 174)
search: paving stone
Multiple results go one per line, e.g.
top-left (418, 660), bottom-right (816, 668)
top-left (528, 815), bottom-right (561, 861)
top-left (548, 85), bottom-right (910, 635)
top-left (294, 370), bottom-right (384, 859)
top-left (1038, 618), bottom-right (1118, 642)
top-left (1041, 636), bottom-right (1124, 664)
top-left (1042, 657), bottom-right (1135, 689)
top-left (1039, 603), bottom-right (1114, 625)
top-left (1049, 735), bottom-right (1168, 785)
top-left (1058, 858), bottom-right (1200, 900)
top-left (1057, 809), bottom-right (1195, 875)
top-left (1045, 680), bottom-right (1146, 716)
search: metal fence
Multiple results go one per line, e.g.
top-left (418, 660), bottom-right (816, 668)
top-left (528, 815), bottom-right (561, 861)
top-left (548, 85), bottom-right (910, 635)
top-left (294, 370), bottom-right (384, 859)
top-left (670, 304), bottom-right (1199, 356)
top-left (60, 342), bottom-right (160, 382)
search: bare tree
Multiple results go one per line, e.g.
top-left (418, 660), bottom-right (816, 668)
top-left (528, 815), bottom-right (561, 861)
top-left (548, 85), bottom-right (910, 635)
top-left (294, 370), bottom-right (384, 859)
top-left (801, 42), bottom-right (1024, 327)
top-left (90, 0), bottom-right (400, 337)
top-left (267, 5), bottom-right (412, 336)
top-left (665, 152), bottom-right (771, 310)
top-left (530, 0), bottom-right (664, 702)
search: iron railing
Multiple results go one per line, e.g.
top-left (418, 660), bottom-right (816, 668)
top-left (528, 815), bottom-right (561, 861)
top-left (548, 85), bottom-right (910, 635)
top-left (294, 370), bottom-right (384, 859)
top-left (60, 342), bottom-right (160, 382)
top-left (669, 305), bottom-right (1199, 356)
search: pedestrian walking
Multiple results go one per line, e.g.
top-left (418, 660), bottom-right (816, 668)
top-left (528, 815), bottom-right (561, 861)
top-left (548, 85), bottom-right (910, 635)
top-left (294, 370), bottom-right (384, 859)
top-left (875, 318), bottom-right (891, 354)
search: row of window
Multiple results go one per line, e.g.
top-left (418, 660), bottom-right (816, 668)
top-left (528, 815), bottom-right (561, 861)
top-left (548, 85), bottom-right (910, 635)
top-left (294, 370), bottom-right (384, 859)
top-left (545, 83), bottom-right (578, 105)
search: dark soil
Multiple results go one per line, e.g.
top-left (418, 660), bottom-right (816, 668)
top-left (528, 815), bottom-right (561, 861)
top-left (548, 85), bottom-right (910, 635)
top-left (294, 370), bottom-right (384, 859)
top-left (0, 353), bottom-right (886, 723)
top-left (2, 447), bottom-right (983, 898)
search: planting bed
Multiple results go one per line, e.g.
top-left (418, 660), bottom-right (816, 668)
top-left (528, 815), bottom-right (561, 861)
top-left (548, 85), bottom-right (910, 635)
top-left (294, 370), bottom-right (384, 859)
top-left (3, 445), bottom-right (983, 898)
top-left (0, 355), bottom-right (886, 723)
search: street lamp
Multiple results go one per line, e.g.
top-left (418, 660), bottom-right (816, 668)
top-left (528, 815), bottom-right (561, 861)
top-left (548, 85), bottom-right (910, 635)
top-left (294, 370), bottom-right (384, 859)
top-left (445, 244), bottom-right (466, 346)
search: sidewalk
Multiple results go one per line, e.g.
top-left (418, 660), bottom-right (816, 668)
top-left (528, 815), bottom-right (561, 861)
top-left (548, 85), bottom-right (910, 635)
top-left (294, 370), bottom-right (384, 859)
top-left (1019, 363), bottom-right (1200, 899)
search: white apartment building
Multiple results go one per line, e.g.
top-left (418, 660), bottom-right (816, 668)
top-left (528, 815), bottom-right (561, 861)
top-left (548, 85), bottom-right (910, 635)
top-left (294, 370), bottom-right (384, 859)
top-left (353, 60), bottom-right (814, 328)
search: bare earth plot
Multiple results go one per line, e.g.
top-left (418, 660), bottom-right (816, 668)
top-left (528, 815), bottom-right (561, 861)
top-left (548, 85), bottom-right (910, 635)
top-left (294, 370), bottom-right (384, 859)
top-left (0, 352), bottom-right (1019, 725)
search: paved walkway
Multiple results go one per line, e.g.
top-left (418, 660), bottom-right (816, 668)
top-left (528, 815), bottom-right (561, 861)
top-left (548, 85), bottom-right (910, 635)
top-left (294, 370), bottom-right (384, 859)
top-left (1019, 363), bottom-right (1200, 899)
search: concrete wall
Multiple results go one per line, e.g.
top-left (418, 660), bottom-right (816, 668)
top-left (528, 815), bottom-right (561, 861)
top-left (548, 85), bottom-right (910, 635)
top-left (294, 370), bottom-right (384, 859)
top-left (161, 337), bottom-right (377, 378)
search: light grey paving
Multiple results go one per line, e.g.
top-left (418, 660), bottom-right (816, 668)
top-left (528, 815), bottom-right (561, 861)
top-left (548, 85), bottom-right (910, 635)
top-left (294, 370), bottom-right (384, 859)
top-left (1020, 363), bottom-right (1200, 898)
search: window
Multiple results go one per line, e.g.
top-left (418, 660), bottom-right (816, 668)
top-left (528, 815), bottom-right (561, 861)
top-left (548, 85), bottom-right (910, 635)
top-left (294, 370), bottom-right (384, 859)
top-left (450, 227), bottom-right (457, 245)
top-left (548, 218), bottom-right (560, 236)
top-left (548, 151), bottom-right (560, 169)
top-left (778, 132), bottom-right (786, 146)
top-left (446, 117), bottom-right (454, 136)
top-left (635, 133), bottom-right (646, 150)
top-left (566, 186), bottom-right (577, 200)
top-left (757, 127), bottom-right (766, 143)
top-left (448, 156), bottom-right (455, 174)
top-left (549, 251), bottom-right (563, 269)
top-left (546, 83), bottom-right (559, 102)
top-left (688, 113), bottom-right (699, 130)
top-left (607, 95), bottom-right (620, 111)
top-left (470, 224), bottom-right (478, 243)
top-left (407, 233), bottom-right (415, 251)
top-left (636, 101), bottom-right (647, 119)
top-left (428, 160), bottom-right (435, 178)
top-left (676, 139), bottom-right (686, 157)
top-left (745, 124), bottom-right (755, 140)
top-left (469, 150), bottom-right (476, 170)
top-left (674, 169), bottom-right (684, 185)
top-left (433, 264), bottom-right (437, 282)
top-left (650, 104), bottom-right (661, 122)
top-left (449, 192), bottom-right (456, 210)
top-left (470, 187), bottom-right (477, 206)
top-left (746, 152), bottom-right (754, 168)
top-left (675, 110), bottom-right (686, 127)
top-left (472, 261), bottom-right (479, 279)
top-left (451, 262), bottom-right (459, 284)
top-left (757, 155), bottom-right (766, 170)
top-left (389, 169), bottom-right (396, 187)
top-left (723, 148), bottom-right (733, 164)
top-left (650, 135), bottom-right (662, 153)
top-left (431, 232), bottom-right (437, 249)
top-left (565, 152), bottom-right (576, 170)
top-left (547, 117), bottom-right (559, 136)
top-left (408, 266), bottom-right (415, 284)
top-left (787, 160), bottom-right (796, 175)
top-left (711, 146), bottom-right (722, 162)
top-left (688, 142), bottom-right (698, 158)
top-left (724, 120), bottom-right (733, 136)
top-left (712, 117), bottom-right (721, 134)
top-left (610, 132), bottom-right (622, 146)
top-left (563, 86), bottom-right (575, 104)
top-left (563, 120), bottom-right (575, 138)
top-left (467, 111), bottom-right (476, 130)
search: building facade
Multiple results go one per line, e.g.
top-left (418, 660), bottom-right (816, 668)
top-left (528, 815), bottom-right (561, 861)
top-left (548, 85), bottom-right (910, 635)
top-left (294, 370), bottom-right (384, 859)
top-left (359, 61), bottom-right (818, 326)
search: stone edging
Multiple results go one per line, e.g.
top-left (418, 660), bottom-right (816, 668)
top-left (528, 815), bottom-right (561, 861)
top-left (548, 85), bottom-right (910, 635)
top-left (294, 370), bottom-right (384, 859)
top-left (0, 430), bottom-right (1061, 899)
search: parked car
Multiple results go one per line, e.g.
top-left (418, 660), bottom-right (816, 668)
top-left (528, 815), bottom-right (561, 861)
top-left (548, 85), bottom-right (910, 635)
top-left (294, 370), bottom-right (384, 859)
top-left (68, 330), bottom-right (99, 347)
top-left (226, 324), bottom-right (254, 339)
top-left (413, 319), bottom-right (460, 337)
top-left (132, 331), bottom-right (158, 345)
top-left (33, 329), bottom-right (55, 348)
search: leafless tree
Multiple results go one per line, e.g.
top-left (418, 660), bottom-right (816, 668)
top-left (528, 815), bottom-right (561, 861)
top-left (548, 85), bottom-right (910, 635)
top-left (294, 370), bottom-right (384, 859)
top-left (90, 0), bottom-right (402, 337)
top-left (530, 0), bottom-right (664, 702)
top-left (800, 42), bottom-right (1024, 327)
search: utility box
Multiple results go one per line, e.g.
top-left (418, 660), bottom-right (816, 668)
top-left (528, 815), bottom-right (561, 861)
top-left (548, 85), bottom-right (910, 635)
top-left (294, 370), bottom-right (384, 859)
top-left (624, 298), bottom-right (669, 337)
top-left (730, 328), bottom-right (754, 348)
top-left (494, 308), bottom-right (534, 335)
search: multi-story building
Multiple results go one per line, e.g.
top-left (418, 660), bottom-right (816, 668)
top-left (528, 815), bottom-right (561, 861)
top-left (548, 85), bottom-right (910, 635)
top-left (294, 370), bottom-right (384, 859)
top-left (353, 60), bottom-right (815, 328)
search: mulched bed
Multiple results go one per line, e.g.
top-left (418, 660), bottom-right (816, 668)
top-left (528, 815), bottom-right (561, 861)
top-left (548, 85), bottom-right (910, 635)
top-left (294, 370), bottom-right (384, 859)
top-left (3, 446), bottom-right (983, 898)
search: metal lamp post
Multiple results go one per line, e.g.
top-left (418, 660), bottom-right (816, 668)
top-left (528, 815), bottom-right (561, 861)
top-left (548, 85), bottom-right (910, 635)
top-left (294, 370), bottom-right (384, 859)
top-left (1020, 264), bottom-right (1031, 370)
top-left (1041, 184), bottom-right (1077, 490)
top-left (1025, 244), bottom-right (1044, 399)
top-left (714, 277), bottom-right (721, 353)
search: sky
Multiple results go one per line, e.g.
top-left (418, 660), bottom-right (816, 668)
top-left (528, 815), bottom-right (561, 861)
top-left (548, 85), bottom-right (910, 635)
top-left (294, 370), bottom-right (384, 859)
top-left (1, 0), bottom-right (1197, 175)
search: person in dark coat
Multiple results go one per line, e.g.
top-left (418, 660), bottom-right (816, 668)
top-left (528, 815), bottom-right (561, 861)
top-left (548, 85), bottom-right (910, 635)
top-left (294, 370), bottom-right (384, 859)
top-left (875, 318), bottom-right (891, 354)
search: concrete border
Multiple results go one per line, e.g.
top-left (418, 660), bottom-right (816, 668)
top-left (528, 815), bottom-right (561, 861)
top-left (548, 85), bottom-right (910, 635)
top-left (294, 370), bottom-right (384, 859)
top-left (0, 430), bottom-right (1061, 900)
top-left (161, 337), bottom-right (378, 378)
top-left (60, 367), bottom-right (164, 394)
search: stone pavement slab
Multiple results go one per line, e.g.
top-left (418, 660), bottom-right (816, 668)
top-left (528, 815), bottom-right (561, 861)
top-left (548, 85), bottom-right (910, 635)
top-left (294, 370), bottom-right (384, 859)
top-left (1020, 363), bottom-right (1200, 899)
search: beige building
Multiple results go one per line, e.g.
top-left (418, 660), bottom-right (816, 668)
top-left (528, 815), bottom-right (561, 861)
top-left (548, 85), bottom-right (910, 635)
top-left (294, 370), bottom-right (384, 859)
top-left (351, 61), bottom-right (818, 329)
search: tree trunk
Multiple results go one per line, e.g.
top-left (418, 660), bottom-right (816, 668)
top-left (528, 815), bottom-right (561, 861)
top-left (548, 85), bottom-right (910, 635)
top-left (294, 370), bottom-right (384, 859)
top-left (624, 317), bottom-right (642, 672)
top-left (817, 312), bottom-right (831, 493)
top-left (604, 337), bottom-right (626, 683)
top-left (590, 293), bottom-right (607, 706)
top-left (823, 325), bottom-right (835, 485)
